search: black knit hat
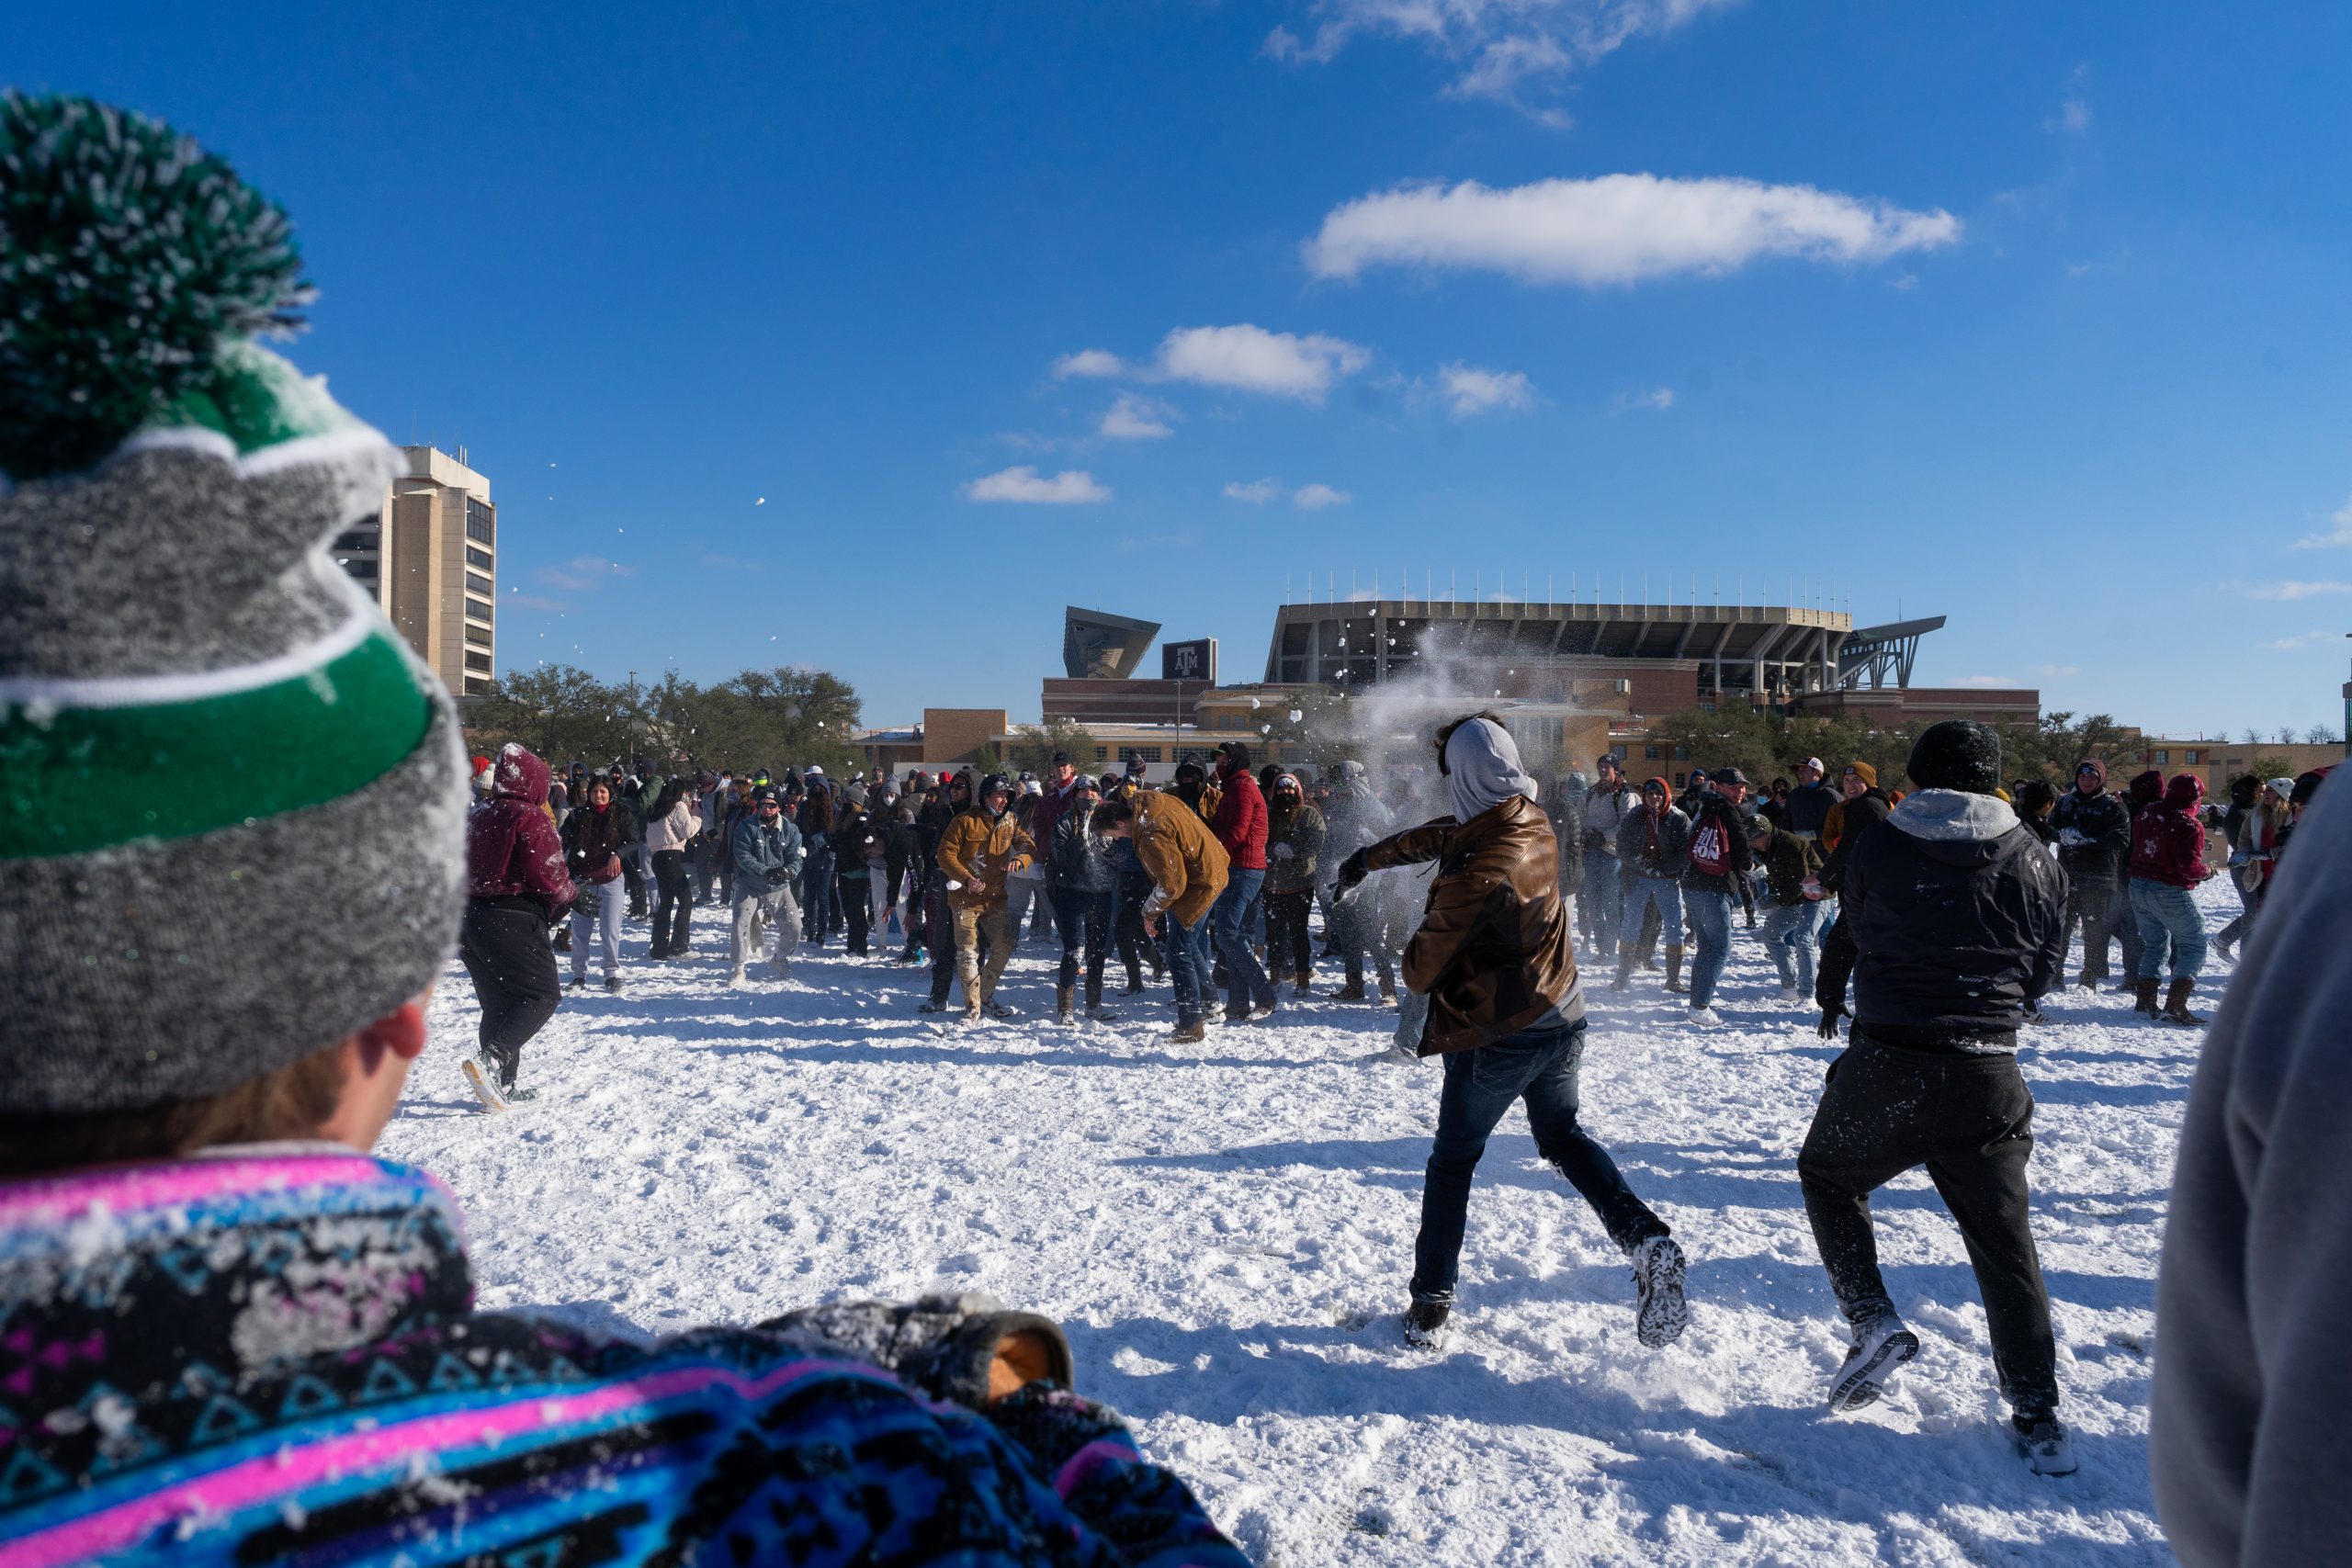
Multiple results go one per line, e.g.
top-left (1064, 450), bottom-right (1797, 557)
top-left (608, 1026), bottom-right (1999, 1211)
top-left (1907, 719), bottom-right (2002, 795)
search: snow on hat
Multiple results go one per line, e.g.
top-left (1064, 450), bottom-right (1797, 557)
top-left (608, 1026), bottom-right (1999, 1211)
top-left (0, 96), bottom-right (468, 1115)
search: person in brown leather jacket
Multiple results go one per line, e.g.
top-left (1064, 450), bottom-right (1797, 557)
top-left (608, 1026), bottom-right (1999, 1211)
top-left (1334, 714), bottom-right (1690, 1353)
top-left (934, 773), bottom-right (1036, 1023)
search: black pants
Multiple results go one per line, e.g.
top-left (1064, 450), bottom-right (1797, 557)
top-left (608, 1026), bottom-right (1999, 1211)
top-left (926, 881), bottom-right (959, 1005)
top-left (1049, 886), bottom-right (1114, 996)
top-left (803, 849), bottom-right (835, 942)
top-left (1798, 1035), bottom-right (2058, 1418)
top-left (1116, 875), bottom-right (1159, 986)
top-left (458, 900), bottom-right (560, 1089)
top-left (838, 873), bottom-right (872, 954)
top-left (623, 857), bottom-right (647, 917)
top-left (650, 849), bottom-right (693, 957)
top-left (1265, 888), bottom-right (1314, 980)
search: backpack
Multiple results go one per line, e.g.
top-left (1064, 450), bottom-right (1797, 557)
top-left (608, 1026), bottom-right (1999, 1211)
top-left (1689, 808), bottom-right (1732, 879)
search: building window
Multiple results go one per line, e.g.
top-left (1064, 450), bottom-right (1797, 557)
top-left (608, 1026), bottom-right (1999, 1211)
top-left (467, 596), bottom-right (492, 626)
top-left (465, 624), bottom-right (492, 649)
top-left (1093, 747), bottom-right (1108, 761)
top-left (464, 650), bottom-right (493, 674)
top-left (465, 497), bottom-right (494, 546)
top-left (1121, 746), bottom-right (1163, 764)
top-left (2184, 749), bottom-right (2199, 765)
top-left (334, 529), bottom-right (378, 552)
top-left (463, 675), bottom-right (492, 695)
top-left (466, 570), bottom-right (494, 599)
top-left (2154, 749), bottom-right (2168, 765)
top-left (1674, 772), bottom-right (1687, 787)
top-left (1645, 745), bottom-right (1660, 761)
top-left (466, 546), bottom-right (493, 571)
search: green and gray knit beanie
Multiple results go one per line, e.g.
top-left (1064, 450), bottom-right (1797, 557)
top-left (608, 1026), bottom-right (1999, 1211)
top-left (0, 94), bottom-right (467, 1113)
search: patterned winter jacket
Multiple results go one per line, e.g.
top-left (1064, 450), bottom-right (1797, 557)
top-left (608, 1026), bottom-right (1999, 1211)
top-left (0, 1151), bottom-right (1249, 1567)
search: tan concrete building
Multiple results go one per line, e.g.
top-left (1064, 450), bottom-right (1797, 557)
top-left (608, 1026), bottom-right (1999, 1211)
top-left (332, 445), bottom-right (496, 696)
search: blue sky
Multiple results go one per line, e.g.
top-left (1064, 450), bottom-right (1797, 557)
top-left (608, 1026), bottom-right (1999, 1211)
top-left (18, 2), bottom-right (2352, 739)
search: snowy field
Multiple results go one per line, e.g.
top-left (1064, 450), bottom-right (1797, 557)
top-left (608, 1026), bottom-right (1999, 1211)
top-left (383, 884), bottom-right (2227, 1566)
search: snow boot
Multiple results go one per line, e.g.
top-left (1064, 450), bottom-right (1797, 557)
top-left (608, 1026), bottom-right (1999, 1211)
top-left (917, 998), bottom-right (950, 1014)
top-left (568, 972), bottom-right (586, 989)
top-left (2013, 1416), bottom-right (2078, 1477)
top-left (2076, 973), bottom-right (2100, 991)
top-left (2133, 977), bottom-right (2161, 1016)
top-left (1056, 986), bottom-right (1075, 1025)
top-left (604, 974), bottom-right (621, 993)
top-left (2161, 978), bottom-right (2205, 1025)
top-left (1119, 977), bottom-right (1149, 996)
top-left (1377, 976), bottom-right (1398, 1007)
top-left (986, 1000), bottom-right (1020, 1021)
top-left (1169, 1017), bottom-right (1207, 1045)
top-left (1403, 1298), bottom-right (1452, 1351)
top-left (1663, 946), bottom-right (1687, 995)
top-left (1827, 1313), bottom-right (1920, 1412)
top-left (960, 1004), bottom-right (984, 1026)
top-left (1329, 981), bottom-right (1369, 1001)
top-left (1630, 1236), bottom-right (1690, 1348)
top-left (503, 1084), bottom-right (539, 1105)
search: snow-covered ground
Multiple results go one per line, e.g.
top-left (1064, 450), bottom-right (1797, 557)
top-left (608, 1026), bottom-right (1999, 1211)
top-left (384, 885), bottom-right (2226, 1566)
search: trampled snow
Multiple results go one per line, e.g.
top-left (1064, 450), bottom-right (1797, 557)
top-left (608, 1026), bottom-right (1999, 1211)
top-left (384, 886), bottom-right (2220, 1565)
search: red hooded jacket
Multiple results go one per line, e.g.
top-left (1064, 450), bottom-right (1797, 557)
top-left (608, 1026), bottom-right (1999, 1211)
top-left (2129, 773), bottom-right (2208, 887)
top-left (1211, 763), bottom-right (1269, 872)
top-left (467, 744), bottom-right (578, 914)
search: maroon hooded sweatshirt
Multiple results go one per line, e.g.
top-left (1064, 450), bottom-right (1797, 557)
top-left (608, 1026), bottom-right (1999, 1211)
top-left (2130, 773), bottom-right (2209, 887)
top-left (467, 744), bottom-right (577, 915)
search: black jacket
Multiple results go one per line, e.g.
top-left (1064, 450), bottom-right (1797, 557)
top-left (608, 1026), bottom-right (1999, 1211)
top-left (2051, 786), bottom-right (2132, 886)
top-left (1546, 790), bottom-right (1587, 897)
top-left (1616, 804), bottom-right (1691, 879)
top-left (1816, 788), bottom-right (1892, 894)
top-left (1680, 795), bottom-right (1755, 895)
top-left (1755, 828), bottom-right (1821, 907)
top-left (1846, 790), bottom-right (2069, 1046)
top-left (1049, 801), bottom-right (1117, 894)
top-left (1785, 780), bottom-right (1838, 837)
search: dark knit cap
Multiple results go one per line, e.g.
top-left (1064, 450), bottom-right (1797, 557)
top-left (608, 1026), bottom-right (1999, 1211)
top-left (0, 96), bottom-right (465, 1114)
top-left (1907, 720), bottom-right (2003, 795)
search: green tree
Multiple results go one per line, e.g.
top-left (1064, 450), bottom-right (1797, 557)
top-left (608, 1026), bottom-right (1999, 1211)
top-left (463, 664), bottom-right (631, 768)
top-left (1003, 717), bottom-right (1099, 778)
top-left (1647, 705), bottom-right (1782, 789)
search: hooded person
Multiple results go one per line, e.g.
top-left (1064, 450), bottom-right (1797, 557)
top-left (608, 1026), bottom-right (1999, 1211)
top-left (1795, 720), bottom-right (2075, 1475)
top-left (1321, 759), bottom-right (1398, 1001)
top-left (934, 772), bottom-right (1036, 1022)
top-left (1331, 715), bottom-right (1689, 1356)
top-left (1262, 771), bottom-right (1328, 997)
top-left (2051, 756), bottom-right (2138, 987)
top-left (2128, 771), bottom-right (2212, 1021)
top-left (458, 744), bottom-right (576, 1106)
top-left (0, 93), bottom-right (1245, 1568)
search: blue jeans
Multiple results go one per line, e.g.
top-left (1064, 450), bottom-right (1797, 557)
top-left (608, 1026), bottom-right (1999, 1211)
top-left (1210, 866), bottom-right (1274, 1012)
top-left (1685, 888), bottom-right (1733, 1009)
top-left (1621, 874), bottom-right (1681, 947)
top-left (1163, 910), bottom-right (1213, 1025)
top-left (1581, 851), bottom-right (1622, 951)
top-left (2131, 878), bottom-right (2208, 980)
top-left (1411, 1020), bottom-right (1667, 1303)
top-left (1759, 902), bottom-right (1817, 994)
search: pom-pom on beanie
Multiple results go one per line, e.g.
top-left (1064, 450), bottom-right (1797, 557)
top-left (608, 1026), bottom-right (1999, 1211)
top-left (1906, 720), bottom-right (2004, 796)
top-left (0, 95), bottom-right (467, 1114)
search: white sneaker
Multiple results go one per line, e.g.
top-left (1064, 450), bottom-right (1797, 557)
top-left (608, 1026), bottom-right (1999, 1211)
top-left (458, 1055), bottom-right (508, 1112)
top-left (1777, 987), bottom-right (1804, 1004)
top-left (1687, 1007), bottom-right (1723, 1025)
top-left (1381, 1042), bottom-right (1419, 1065)
top-left (2014, 1416), bottom-right (2078, 1477)
top-left (1828, 1314), bottom-right (1921, 1412)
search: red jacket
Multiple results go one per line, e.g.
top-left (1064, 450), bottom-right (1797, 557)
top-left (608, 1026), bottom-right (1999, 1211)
top-left (1211, 766), bottom-right (1269, 871)
top-left (467, 744), bottom-right (577, 914)
top-left (2129, 773), bottom-right (2208, 887)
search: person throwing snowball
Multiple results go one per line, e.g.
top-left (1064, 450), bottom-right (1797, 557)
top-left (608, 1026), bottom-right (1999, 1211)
top-left (1332, 712), bottom-right (1689, 1352)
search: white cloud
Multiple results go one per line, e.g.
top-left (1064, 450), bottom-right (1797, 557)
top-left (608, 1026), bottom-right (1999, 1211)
top-left (1305, 174), bottom-right (1961, 286)
top-left (2243, 580), bottom-right (2352, 601)
top-left (1057, 323), bottom-right (1373, 404)
top-left (1439, 362), bottom-right (1537, 418)
top-left (1100, 392), bottom-right (1176, 440)
top-left (2294, 493), bottom-right (2352, 548)
top-left (1264, 0), bottom-right (1741, 118)
top-left (964, 466), bottom-right (1111, 504)
top-left (2262, 630), bottom-right (2339, 650)
top-left (2025, 663), bottom-right (2083, 679)
top-left (535, 556), bottom-right (637, 592)
top-left (2055, 96), bottom-right (2091, 133)
top-left (1157, 324), bottom-right (1371, 401)
top-left (1949, 674), bottom-right (2018, 689)
top-left (1223, 479), bottom-right (1283, 503)
top-left (1051, 348), bottom-right (1127, 379)
top-left (1293, 482), bottom-right (1352, 511)
top-left (1613, 386), bottom-right (1675, 413)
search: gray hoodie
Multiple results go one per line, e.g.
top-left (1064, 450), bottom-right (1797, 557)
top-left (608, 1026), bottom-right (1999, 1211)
top-left (2152, 774), bottom-right (2352, 1567)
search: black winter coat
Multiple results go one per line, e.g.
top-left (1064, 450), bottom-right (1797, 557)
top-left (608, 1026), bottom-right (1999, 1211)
top-left (1616, 805), bottom-right (1691, 879)
top-left (1680, 795), bottom-right (1755, 896)
top-left (1845, 791), bottom-right (2068, 1046)
top-left (2051, 786), bottom-right (2132, 886)
top-left (1816, 788), bottom-right (1891, 894)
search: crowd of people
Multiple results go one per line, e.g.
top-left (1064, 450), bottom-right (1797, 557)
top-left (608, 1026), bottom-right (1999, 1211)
top-left (6, 91), bottom-right (2345, 1564)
